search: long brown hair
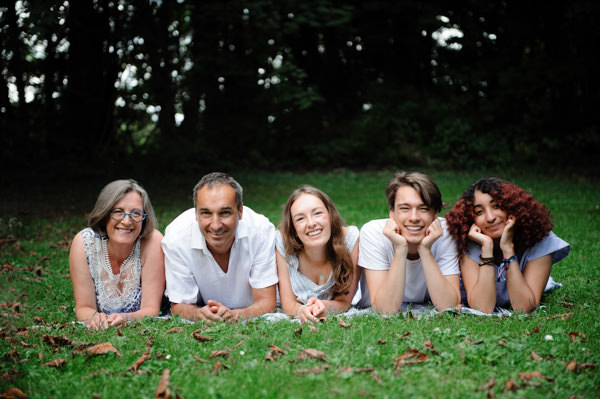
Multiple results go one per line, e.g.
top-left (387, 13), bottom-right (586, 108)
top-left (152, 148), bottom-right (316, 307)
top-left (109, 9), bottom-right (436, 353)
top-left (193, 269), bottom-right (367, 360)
top-left (279, 186), bottom-right (354, 297)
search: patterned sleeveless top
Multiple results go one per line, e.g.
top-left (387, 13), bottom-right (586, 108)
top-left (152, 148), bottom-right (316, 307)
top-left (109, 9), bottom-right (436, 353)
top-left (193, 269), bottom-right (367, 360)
top-left (81, 228), bottom-right (142, 314)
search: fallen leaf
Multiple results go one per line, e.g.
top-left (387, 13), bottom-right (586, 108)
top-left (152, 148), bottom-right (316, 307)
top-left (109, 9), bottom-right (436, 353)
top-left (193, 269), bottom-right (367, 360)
top-left (42, 334), bottom-right (73, 348)
top-left (86, 369), bottom-right (111, 379)
top-left (166, 327), bottom-right (183, 334)
top-left (0, 387), bottom-right (28, 398)
top-left (566, 361), bottom-right (597, 372)
top-left (116, 328), bottom-right (123, 337)
top-left (265, 345), bottom-right (286, 361)
top-left (74, 342), bottom-right (121, 357)
top-left (393, 349), bottom-right (429, 369)
top-left (497, 339), bottom-right (507, 346)
top-left (503, 377), bottom-right (520, 392)
top-left (399, 331), bottom-right (412, 339)
top-left (337, 317), bottom-right (350, 328)
top-left (210, 361), bottom-right (228, 375)
top-left (145, 335), bottom-right (155, 352)
top-left (154, 368), bottom-right (172, 398)
top-left (517, 371), bottom-right (543, 386)
top-left (566, 361), bottom-right (577, 372)
top-left (560, 301), bottom-right (574, 308)
top-left (423, 340), bottom-right (438, 354)
top-left (353, 367), bottom-right (374, 373)
top-left (568, 332), bottom-right (587, 342)
top-left (193, 355), bottom-right (209, 363)
top-left (377, 339), bottom-right (386, 346)
top-left (32, 316), bottom-right (45, 324)
top-left (530, 351), bottom-right (543, 361)
top-left (128, 351), bottom-right (151, 371)
top-left (43, 358), bottom-right (66, 368)
top-left (192, 331), bottom-right (213, 342)
top-left (293, 327), bottom-right (303, 338)
top-left (297, 348), bottom-right (326, 361)
top-left (477, 377), bottom-right (496, 391)
top-left (370, 370), bottom-right (383, 385)
top-left (209, 350), bottom-right (230, 359)
top-left (294, 364), bottom-right (331, 375)
top-left (3, 350), bottom-right (19, 363)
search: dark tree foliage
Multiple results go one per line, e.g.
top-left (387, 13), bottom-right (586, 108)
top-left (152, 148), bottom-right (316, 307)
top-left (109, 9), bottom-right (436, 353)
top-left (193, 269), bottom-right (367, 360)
top-left (1, 0), bottom-right (598, 175)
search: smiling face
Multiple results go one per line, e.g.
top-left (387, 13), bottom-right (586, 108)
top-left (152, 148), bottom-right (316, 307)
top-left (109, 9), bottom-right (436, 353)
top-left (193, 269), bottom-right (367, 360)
top-left (195, 184), bottom-right (242, 256)
top-left (389, 185), bottom-right (437, 246)
top-left (472, 190), bottom-right (507, 239)
top-left (290, 193), bottom-right (331, 250)
top-left (106, 191), bottom-right (144, 246)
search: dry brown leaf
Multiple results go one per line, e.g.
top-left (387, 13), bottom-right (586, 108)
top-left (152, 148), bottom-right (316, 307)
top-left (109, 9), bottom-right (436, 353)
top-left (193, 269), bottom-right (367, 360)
top-left (566, 361), bottom-right (598, 372)
top-left (477, 376), bottom-right (496, 391)
top-left (86, 369), bottom-right (111, 379)
top-left (43, 358), bottom-right (66, 368)
top-left (42, 333), bottom-right (73, 348)
top-left (337, 317), bottom-right (350, 328)
top-left (166, 327), bottom-right (183, 334)
top-left (209, 350), bottom-right (230, 359)
top-left (0, 387), bottom-right (28, 398)
top-left (497, 338), bottom-right (507, 346)
top-left (517, 371), bottom-right (543, 387)
top-left (568, 331), bottom-right (587, 342)
top-left (193, 355), bottom-right (209, 363)
top-left (377, 339), bottom-right (386, 346)
top-left (128, 351), bottom-right (151, 372)
top-left (74, 342), bottom-right (121, 357)
top-left (353, 367), bottom-right (375, 373)
top-left (293, 326), bottom-right (302, 338)
top-left (297, 348), bottom-right (326, 361)
top-left (145, 335), bottom-right (155, 351)
top-left (3, 350), bottom-right (19, 363)
top-left (393, 349), bottom-right (429, 369)
top-left (294, 364), bottom-right (331, 375)
top-left (560, 301), bottom-right (574, 308)
top-left (265, 345), bottom-right (286, 361)
top-left (210, 361), bottom-right (228, 375)
top-left (502, 378), bottom-right (520, 392)
top-left (399, 331), bottom-right (412, 339)
top-left (154, 368), bottom-right (171, 399)
top-left (192, 331), bottom-right (213, 342)
top-left (566, 360), bottom-right (578, 372)
top-left (531, 351), bottom-right (543, 361)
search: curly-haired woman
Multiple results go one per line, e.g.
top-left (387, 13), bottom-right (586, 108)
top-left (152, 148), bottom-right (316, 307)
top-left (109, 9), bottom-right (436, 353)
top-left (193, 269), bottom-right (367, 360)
top-left (445, 177), bottom-right (569, 314)
top-left (276, 186), bottom-right (364, 322)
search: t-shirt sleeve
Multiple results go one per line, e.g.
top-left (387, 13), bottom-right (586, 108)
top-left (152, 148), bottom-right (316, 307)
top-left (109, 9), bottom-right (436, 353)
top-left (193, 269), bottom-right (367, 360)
top-left (524, 231), bottom-right (570, 264)
top-left (344, 225), bottom-right (359, 252)
top-left (358, 220), bottom-right (392, 271)
top-left (432, 218), bottom-right (460, 275)
top-left (161, 228), bottom-right (199, 304)
top-left (249, 220), bottom-right (278, 289)
top-left (274, 229), bottom-right (285, 257)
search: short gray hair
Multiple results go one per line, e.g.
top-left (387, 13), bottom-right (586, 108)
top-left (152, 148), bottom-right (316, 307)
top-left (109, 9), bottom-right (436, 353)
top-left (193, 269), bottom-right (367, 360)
top-left (88, 179), bottom-right (157, 239)
top-left (193, 172), bottom-right (243, 209)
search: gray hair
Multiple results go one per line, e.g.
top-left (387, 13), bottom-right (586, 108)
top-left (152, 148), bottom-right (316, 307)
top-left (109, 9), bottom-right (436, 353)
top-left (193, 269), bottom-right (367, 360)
top-left (193, 172), bottom-right (243, 209)
top-left (88, 179), bottom-right (157, 239)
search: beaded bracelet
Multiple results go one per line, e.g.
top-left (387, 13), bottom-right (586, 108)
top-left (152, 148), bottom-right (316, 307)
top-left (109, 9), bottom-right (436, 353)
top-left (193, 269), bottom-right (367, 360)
top-left (478, 255), bottom-right (495, 267)
top-left (497, 255), bottom-right (517, 281)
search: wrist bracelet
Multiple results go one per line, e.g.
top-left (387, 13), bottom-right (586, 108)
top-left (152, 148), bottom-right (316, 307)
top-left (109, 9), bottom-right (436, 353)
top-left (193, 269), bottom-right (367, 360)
top-left (478, 255), bottom-right (495, 267)
top-left (497, 255), bottom-right (517, 281)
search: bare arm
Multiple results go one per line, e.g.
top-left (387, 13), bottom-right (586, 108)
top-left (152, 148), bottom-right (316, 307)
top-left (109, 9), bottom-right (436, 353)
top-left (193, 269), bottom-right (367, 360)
top-left (460, 224), bottom-right (496, 313)
top-left (276, 251), bottom-right (304, 317)
top-left (230, 284), bottom-right (277, 320)
top-left (69, 233), bottom-right (108, 329)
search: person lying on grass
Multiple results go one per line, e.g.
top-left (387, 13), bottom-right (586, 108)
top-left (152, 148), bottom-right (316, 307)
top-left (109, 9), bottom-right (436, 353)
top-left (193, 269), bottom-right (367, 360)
top-left (359, 171), bottom-right (461, 313)
top-left (276, 186), bottom-right (365, 323)
top-left (445, 177), bottom-right (570, 314)
top-left (162, 172), bottom-right (278, 322)
top-left (69, 179), bottom-right (165, 329)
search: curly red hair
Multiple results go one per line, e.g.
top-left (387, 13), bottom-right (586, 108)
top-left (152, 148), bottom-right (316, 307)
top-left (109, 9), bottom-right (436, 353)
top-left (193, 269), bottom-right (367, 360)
top-left (446, 177), bottom-right (553, 256)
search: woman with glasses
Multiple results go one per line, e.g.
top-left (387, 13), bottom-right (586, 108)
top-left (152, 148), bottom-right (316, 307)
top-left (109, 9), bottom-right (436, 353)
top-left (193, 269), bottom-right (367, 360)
top-left (69, 179), bottom-right (165, 329)
top-left (445, 177), bottom-right (569, 314)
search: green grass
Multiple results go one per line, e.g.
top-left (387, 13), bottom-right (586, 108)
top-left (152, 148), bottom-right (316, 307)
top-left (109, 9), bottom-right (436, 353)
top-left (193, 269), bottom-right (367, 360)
top-left (1, 169), bottom-right (599, 398)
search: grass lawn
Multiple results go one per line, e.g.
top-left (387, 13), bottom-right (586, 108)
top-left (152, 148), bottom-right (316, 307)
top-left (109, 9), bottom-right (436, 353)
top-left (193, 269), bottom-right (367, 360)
top-left (1, 169), bottom-right (598, 398)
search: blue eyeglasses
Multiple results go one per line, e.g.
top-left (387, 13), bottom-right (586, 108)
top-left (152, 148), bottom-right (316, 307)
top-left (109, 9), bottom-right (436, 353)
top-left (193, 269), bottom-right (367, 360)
top-left (110, 209), bottom-right (147, 223)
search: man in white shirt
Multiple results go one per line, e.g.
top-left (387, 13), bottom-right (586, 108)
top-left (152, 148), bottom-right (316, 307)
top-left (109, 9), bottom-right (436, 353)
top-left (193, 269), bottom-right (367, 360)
top-left (162, 172), bottom-right (278, 321)
top-left (359, 171), bottom-right (460, 313)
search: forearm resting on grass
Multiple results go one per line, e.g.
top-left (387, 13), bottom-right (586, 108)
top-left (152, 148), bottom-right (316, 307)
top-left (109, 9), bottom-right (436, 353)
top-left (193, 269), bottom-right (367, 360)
top-left (368, 247), bottom-right (408, 314)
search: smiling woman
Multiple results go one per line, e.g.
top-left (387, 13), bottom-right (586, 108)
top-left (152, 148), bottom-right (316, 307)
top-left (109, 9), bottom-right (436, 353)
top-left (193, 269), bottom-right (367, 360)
top-left (68, 179), bottom-right (165, 329)
top-left (276, 185), bottom-right (365, 323)
top-left (445, 177), bottom-right (570, 314)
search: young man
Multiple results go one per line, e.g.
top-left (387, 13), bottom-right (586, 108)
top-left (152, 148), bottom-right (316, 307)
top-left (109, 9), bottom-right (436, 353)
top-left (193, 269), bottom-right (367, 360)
top-left (359, 171), bottom-right (460, 313)
top-left (161, 172), bottom-right (277, 321)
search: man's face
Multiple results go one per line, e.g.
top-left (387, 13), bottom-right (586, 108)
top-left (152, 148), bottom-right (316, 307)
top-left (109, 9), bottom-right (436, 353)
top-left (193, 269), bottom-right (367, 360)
top-left (389, 185), bottom-right (437, 246)
top-left (195, 184), bottom-right (242, 256)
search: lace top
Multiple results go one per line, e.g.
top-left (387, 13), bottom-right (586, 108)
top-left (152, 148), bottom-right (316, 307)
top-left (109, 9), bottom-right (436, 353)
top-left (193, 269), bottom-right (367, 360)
top-left (81, 228), bottom-right (142, 314)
